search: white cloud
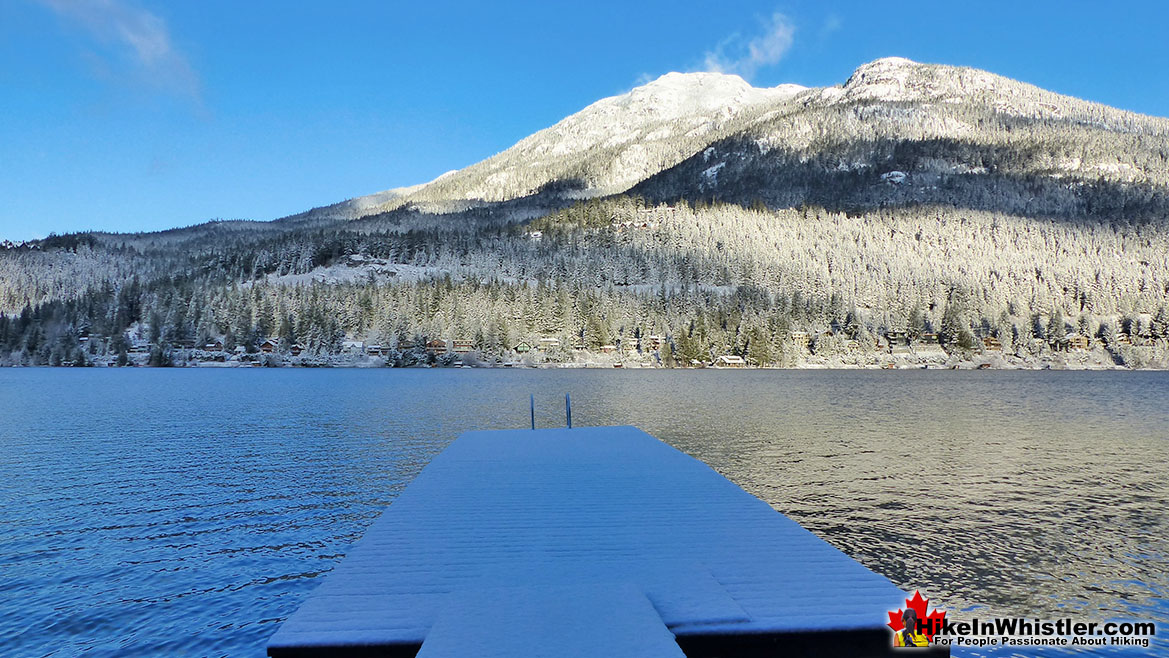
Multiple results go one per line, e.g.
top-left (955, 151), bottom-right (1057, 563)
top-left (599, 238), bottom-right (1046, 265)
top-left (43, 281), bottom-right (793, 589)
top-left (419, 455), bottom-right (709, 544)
top-left (703, 11), bottom-right (796, 81)
top-left (818, 14), bottom-right (842, 41)
top-left (36, 0), bottom-right (200, 100)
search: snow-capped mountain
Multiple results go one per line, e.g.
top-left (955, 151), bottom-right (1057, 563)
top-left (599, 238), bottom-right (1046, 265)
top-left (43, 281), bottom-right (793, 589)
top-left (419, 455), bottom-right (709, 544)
top-left (308, 72), bottom-right (805, 217)
top-left (317, 57), bottom-right (1168, 223)
top-left (4, 57), bottom-right (1169, 369)
top-left (631, 57), bottom-right (1169, 217)
top-left (402, 72), bottom-right (803, 205)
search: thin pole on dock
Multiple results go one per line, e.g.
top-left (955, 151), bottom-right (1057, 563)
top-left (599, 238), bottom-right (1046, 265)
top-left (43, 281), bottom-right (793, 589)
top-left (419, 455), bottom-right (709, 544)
top-left (565, 393), bottom-right (572, 429)
top-left (530, 394), bottom-right (536, 430)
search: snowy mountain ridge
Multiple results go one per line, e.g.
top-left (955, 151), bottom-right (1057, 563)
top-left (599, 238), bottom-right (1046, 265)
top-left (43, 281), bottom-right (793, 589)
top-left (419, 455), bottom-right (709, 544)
top-left (285, 70), bottom-right (803, 223)
top-left (311, 57), bottom-right (1167, 223)
top-left (537, 71), bottom-right (806, 154)
top-left (374, 71), bottom-right (807, 212)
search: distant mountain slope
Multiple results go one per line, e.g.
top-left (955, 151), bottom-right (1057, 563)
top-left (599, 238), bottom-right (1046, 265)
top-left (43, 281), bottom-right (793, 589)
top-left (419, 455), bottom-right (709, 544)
top-left (273, 176), bottom-right (449, 226)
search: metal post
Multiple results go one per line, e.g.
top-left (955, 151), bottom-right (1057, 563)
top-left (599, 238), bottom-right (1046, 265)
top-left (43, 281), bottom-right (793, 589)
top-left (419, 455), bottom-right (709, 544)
top-left (530, 394), bottom-right (536, 430)
top-left (565, 393), bottom-right (572, 429)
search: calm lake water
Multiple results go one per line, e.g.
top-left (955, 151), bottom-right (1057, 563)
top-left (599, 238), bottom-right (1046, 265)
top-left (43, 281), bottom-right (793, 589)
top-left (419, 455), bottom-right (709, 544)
top-left (1, 369), bottom-right (1166, 657)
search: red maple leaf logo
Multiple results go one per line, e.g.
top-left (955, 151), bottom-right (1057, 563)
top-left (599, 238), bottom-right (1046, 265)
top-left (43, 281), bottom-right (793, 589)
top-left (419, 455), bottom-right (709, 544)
top-left (887, 590), bottom-right (947, 641)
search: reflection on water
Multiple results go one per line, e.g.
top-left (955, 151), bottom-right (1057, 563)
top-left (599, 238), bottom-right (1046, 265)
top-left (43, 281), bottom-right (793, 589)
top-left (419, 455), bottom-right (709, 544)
top-left (0, 369), bottom-right (1166, 656)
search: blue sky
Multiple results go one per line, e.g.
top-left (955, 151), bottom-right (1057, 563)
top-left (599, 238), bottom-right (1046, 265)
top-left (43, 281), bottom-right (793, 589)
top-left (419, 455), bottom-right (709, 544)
top-left (2, 1), bottom-right (1167, 241)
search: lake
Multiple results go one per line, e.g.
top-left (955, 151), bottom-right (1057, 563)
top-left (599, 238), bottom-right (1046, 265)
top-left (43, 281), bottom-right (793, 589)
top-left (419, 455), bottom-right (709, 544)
top-left (1, 369), bottom-right (1166, 656)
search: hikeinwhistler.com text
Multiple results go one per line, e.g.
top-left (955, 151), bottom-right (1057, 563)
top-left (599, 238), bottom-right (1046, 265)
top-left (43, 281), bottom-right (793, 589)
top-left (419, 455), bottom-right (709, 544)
top-left (922, 618), bottom-right (1156, 649)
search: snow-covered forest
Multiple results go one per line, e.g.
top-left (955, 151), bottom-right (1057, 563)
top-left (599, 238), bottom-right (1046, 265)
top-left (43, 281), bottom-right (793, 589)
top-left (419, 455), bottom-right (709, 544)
top-left (2, 58), bottom-right (1169, 368)
top-left (3, 196), bottom-right (1168, 368)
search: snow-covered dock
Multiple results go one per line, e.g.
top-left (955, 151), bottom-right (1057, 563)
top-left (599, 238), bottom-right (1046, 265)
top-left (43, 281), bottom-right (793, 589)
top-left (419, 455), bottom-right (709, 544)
top-left (267, 426), bottom-right (914, 657)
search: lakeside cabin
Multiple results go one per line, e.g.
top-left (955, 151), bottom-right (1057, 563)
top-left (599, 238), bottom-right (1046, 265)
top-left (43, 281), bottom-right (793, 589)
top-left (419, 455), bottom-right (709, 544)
top-left (714, 355), bottom-right (746, 368)
top-left (885, 330), bottom-right (908, 346)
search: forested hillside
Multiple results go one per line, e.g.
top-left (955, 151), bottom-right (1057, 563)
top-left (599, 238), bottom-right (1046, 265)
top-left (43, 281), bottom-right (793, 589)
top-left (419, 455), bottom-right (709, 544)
top-left (3, 58), bottom-right (1168, 368)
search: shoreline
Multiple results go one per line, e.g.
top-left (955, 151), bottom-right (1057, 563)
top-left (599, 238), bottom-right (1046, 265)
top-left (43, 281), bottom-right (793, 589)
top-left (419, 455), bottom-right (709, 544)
top-left (5, 358), bottom-right (1160, 371)
top-left (9, 340), bottom-right (1168, 371)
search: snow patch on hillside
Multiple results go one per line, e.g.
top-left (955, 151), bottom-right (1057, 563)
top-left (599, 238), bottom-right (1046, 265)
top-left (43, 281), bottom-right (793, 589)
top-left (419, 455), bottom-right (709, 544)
top-left (247, 257), bottom-right (451, 287)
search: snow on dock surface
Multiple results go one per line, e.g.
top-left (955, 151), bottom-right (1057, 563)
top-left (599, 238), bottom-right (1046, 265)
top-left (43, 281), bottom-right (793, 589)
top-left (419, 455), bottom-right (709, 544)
top-left (267, 426), bottom-right (909, 656)
top-left (416, 583), bottom-right (685, 658)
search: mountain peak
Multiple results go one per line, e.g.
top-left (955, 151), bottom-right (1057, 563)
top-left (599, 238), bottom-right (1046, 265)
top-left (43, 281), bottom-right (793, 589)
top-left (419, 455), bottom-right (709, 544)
top-left (636, 70), bottom-right (808, 100)
top-left (393, 70), bottom-right (810, 207)
top-left (842, 56), bottom-right (934, 99)
top-left (854, 56), bottom-right (919, 71)
top-left (604, 71), bottom-right (803, 121)
top-left (646, 70), bottom-right (748, 85)
top-left (839, 56), bottom-right (1002, 104)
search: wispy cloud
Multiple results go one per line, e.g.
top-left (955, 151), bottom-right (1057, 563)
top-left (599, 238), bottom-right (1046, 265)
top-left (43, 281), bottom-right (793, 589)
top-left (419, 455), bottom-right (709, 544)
top-left (818, 14), bottom-right (842, 42)
top-left (36, 0), bottom-right (200, 100)
top-left (703, 11), bottom-right (796, 81)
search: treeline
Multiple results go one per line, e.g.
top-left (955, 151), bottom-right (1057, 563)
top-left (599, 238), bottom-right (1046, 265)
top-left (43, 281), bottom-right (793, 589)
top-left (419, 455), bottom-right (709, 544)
top-left (0, 274), bottom-right (828, 366)
top-left (4, 276), bottom-right (1168, 367)
top-left (3, 250), bottom-right (1168, 368)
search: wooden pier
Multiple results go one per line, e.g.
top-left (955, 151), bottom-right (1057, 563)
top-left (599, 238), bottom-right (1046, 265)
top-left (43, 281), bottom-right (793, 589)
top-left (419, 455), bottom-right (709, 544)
top-left (268, 426), bottom-right (935, 657)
